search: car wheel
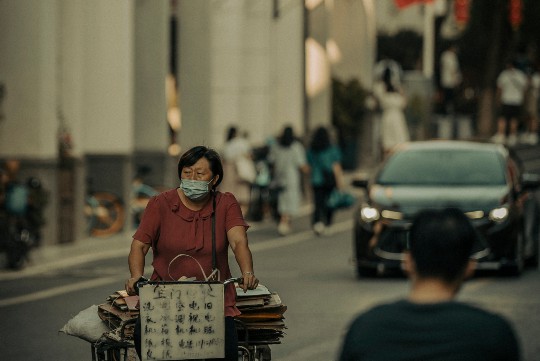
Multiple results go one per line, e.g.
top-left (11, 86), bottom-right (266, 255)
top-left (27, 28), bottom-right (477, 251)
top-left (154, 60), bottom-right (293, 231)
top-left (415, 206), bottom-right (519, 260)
top-left (524, 198), bottom-right (540, 268)
top-left (356, 265), bottom-right (377, 278)
top-left (527, 230), bottom-right (539, 269)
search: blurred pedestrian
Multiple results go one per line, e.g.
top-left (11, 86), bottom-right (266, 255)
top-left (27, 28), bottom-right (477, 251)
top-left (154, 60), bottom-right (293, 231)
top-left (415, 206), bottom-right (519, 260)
top-left (374, 67), bottom-right (410, 157)
top-left (338, 208), bottom-right (521, 361)
top-left (126, 145), bottom-right (259, 361)
top-left (524, 64), bottom-right (540, 145)
top-left (306, 126), bottom-right (344, 235)
top-left (220, 125), bottom-right (255, 214)
top-left (440, 44), bottom-right (462, 116)
top-left (492, 60), bottom-right (528, 146)
top-left (268, 126), bottom-right (309, 236)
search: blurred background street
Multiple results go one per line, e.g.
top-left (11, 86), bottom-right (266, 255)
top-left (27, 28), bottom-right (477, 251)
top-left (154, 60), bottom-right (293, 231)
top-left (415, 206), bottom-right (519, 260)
top-left (2, 0), bottom-right (540, 360)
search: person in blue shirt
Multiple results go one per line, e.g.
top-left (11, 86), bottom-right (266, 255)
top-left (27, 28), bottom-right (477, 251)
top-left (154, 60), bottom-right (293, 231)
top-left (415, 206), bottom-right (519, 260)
top-left (306, 127), bottom-right (344, 235)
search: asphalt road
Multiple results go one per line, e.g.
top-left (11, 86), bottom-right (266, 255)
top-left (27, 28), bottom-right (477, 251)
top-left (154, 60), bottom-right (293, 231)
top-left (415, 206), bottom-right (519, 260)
top-left (1, 204), bottom-right (540, 361)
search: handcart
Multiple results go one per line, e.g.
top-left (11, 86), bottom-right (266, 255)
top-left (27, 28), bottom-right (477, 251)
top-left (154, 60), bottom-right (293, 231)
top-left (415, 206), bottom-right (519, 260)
top-left (234, 283), bottom-right (287, 361)
top-left (235, 319), bottom-right (273, 361)
top-left (89, 319), bottom-right (136, 361)
top-left (61, 277), bottom-right (285, 361)
top-left (136, 277), bottom-right (235, 360)
top-left (135, 277), bottom-right (285, 361)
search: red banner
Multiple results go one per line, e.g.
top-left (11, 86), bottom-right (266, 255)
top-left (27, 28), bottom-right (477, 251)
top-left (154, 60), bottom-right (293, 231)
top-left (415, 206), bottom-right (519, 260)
top-left (454, 0), bottom-right (470, 26)
top-left (394, 0), bottom-right (433, 9)
top-left (509, 0), bottom-right (522, 30)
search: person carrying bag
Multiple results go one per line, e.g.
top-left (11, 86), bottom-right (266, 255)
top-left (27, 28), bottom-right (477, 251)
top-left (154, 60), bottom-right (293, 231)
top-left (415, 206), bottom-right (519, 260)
top-left (306, 127), bottom-right (346, 236)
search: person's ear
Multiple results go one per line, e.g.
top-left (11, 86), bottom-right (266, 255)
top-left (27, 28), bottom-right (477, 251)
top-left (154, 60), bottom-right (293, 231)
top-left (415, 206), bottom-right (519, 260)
top-left (212, 175), bottom-right (220, 188)
top-left (402, 251), bottom-right (415, 277)
top-left (464, 259), bottom-right (476, 280)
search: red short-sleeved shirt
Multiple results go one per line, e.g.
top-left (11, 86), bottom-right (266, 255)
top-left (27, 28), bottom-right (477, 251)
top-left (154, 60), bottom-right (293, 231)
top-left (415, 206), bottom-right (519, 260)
top-left (133, 189), bottom-right (248, 317)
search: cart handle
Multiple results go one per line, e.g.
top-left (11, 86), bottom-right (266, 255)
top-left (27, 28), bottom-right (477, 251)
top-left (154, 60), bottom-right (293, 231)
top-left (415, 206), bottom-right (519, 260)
top-left (134, 276), bottom-right (243, 294)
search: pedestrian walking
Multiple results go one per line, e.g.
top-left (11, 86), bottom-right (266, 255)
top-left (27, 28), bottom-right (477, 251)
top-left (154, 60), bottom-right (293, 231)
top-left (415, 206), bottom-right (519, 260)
top-left (440, 44), bottom-right (462, 116)
top-left (268, 126), bottom-right (309, 236)
top-left (338, 208), bottom-right (521, 361)
top-left (524, 65), bottom-right (540, 145)
top-left (492, 60), bottom-right (528, 146)
top-left (306, 126), bottom-right (344, 235)
top-left (220, 126), bottom-right (255, 214)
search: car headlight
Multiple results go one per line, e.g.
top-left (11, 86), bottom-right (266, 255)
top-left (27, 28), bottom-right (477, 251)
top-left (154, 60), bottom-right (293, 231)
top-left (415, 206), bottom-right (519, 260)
top-left (489, 206), bottom-right (509, 222)
top-left (360, 206), bottom-right (380, 222)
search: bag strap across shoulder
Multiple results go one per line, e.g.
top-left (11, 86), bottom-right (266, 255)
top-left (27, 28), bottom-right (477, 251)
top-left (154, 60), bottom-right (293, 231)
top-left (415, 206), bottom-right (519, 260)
top-left (212, 194), bottom-right (217, 271)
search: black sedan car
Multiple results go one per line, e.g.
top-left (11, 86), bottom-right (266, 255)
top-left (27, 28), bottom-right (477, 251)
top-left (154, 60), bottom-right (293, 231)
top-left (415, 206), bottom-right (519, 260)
top-left (351, 140), bottom-right (540, 277)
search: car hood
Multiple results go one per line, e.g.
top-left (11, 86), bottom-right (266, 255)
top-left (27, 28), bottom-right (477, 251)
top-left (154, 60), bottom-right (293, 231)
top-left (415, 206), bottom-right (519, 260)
top-left (369, 185), bottom-right (509, 215)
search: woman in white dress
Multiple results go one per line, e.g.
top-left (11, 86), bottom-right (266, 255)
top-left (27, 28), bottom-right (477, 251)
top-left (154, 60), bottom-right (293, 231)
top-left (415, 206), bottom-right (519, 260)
top-left (375, 68), bottom-right (410, 157)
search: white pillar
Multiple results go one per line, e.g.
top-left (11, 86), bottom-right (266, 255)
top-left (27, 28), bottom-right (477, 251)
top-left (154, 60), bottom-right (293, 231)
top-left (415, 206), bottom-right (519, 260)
top-left (177, 0), bottom-right (212, 150)
top-left (0, 0), bottom-right (59, 158)
top-left (422, 2), bottom-right (435, 79)
top-left (79, 1), bottom-right (135, 155)
top-left (134, 0), bottom-right (169, 153)
top-left (178, 0), bottom-right (305, 150)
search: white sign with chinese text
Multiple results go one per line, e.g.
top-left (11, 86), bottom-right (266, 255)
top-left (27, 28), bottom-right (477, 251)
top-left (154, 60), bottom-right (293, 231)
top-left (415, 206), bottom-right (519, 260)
top-left (139, 282), bottom-right (225, 360)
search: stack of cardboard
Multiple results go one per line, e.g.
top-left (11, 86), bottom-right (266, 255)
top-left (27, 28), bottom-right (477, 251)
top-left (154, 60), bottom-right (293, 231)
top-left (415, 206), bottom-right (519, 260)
top-left (235, 284), bottom-right (287, 344)
top-left (93, 285), bottom-right (288, 345)
top-left (97, 290), bottom-right (139, 342)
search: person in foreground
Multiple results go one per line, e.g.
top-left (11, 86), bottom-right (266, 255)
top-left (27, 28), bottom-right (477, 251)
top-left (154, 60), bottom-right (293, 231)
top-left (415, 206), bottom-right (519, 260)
top-left (338, 208), bottom-right (521, 361)
top-left (125, 145), bottom-right (259, 361)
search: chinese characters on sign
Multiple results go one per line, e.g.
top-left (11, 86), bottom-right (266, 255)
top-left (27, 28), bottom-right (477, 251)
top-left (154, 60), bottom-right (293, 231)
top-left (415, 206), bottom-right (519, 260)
top-left (139, 283), bottom-right (225, 360)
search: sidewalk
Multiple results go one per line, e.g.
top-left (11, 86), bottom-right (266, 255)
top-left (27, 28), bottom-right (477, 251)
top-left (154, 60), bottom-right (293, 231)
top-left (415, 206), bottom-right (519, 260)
top-left (0, 230), bottom-right (135, 281)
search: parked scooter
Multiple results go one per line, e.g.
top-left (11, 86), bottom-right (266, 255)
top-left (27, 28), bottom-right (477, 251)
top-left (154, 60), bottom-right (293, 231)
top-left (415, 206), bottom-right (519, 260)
top-left (0, 175), bottom-right (48, 269)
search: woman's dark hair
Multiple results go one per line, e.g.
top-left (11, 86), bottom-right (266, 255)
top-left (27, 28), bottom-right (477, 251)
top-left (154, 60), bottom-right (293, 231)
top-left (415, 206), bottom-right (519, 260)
top-left (226, 126), bottom-right (237, 142)
top-left (310, 126), bottom-right (331, 152)
top-left (383, 67), bottom-right (396, 93)
top-left (177, 146), bottom-right (223, 189)
top-left (278, 126), bottom-right (295, 147)
top-left (408, 208), bottom-right (478, 283)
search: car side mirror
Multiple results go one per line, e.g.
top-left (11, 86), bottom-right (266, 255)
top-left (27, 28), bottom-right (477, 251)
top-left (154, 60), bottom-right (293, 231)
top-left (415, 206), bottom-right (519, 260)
top-left (522, 173), bottom-right (540, 191)
top-left (351, 178), bottom-right (369, 189)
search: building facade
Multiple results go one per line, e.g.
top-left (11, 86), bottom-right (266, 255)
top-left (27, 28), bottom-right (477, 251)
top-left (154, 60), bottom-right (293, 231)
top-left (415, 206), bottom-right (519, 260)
top-left (0, 0), bottom-right (375, 245)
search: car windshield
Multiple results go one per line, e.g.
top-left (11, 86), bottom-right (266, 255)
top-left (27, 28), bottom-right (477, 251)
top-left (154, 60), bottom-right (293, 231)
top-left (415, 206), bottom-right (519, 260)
top-left (377, 149), bottom-right (506, 186)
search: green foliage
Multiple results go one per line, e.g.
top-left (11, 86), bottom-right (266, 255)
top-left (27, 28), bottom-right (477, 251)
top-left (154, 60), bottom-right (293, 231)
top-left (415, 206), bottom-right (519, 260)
top-left (331, 78), bottom-right (368, 135)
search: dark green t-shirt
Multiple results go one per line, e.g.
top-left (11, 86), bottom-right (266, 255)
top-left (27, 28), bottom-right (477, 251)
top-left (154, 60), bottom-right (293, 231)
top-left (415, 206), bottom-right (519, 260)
top-left (339, 300), bottom-right (520, 361)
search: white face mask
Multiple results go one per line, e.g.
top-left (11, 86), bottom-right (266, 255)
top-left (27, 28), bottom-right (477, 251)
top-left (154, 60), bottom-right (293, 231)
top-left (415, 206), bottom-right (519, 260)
top-left (180, 178), bottom-right (213, 201)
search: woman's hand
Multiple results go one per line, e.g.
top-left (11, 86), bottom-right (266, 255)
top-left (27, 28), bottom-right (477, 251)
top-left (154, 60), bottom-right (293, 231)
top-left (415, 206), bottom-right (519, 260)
top-left (240, 271), bottom-right (259, 293)
top-left (125, 277), bottom-right (140, 296)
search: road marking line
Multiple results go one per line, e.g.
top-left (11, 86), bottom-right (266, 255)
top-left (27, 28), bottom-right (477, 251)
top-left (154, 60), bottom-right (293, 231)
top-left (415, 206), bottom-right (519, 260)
top-left (0, 249), bottom-right (129, 281)
top-left (0, 276), bottom-right (123, 308)
top-left (0, 220), bottom-right (353, 306)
